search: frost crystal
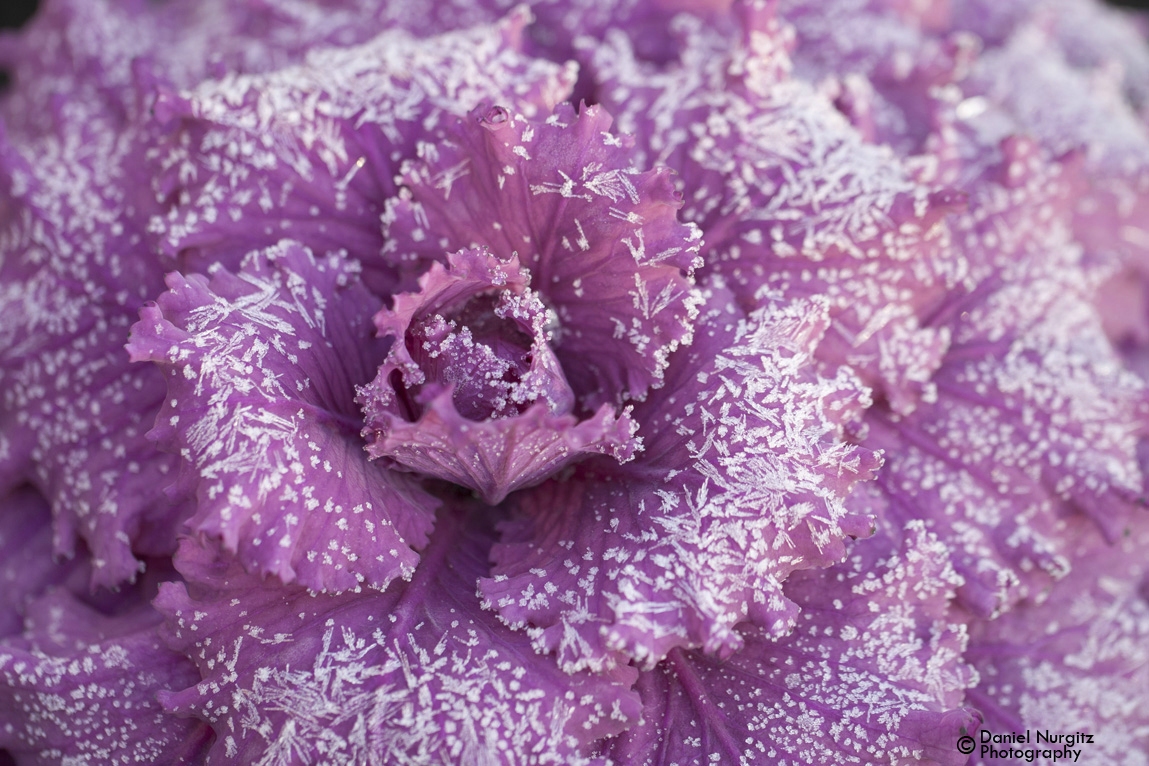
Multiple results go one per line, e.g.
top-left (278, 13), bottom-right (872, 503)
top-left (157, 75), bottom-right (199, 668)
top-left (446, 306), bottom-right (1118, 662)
top-left (3, 0), bottom-right (1149, 764)
top-left (482, 289), bottom-right (880, 672)
top-left (359, 247), bottom-right (639, 503)
top-left (609, 523), bottom-right (979, 766)
top-left (129, 241), bottom-right (439, 592)
top-left (157, 509), bottom-right (640, 765)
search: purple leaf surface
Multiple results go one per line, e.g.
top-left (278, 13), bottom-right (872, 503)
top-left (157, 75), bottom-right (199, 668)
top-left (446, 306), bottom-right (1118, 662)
top-left (2, 0), bottom-right (1149, 763)
top-left (780, 0), bottom-right (1149, 363)
top-left (128, 240), bottom-right (439, 593)
top-left (0, 84), bottom-right (189, 588)
top-left (0, 487), bottom-right (87, 639)
top-left (147, 10), bottom-right (575, 295)
top-left (156, 508), bottom-right (640, 765)
top-left (866, 133), bottom-right (1147, 618)
top-left (586, 8), bottom-right (963, 415)
top-left (382, 101), bottom-right (702, 410)
top-left (481, 288), bottom-right (880, 672)
top-left (604, 522), bottom-right (979, 766)
top-left (358, 247), bottom-right (639, 503)
top-left (778, 0), bottom-right (977, 157)
top-left (964, 516), bottom-right (1149, 764)
top-left (0, 589), bottom-right (210, 765)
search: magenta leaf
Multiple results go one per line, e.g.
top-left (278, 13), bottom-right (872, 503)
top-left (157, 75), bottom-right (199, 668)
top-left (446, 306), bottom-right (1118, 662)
top-left (604, 522), bottom-right (979, 766)
top-left (156, 508), bottom-right (640, 765)
top-left (964, 516), bottom-right (1149, 764)
top-left (359, 247), bottom-right (639, 503)
top-left (866, 134), bottom-right (1148, 617)
top-left (0, 86), bottom-right (190, 588)
top-left (481, 288), bottom-right (880, 672)
top-left (961, 23), bottom-right (1149, 352)
top-left (147, 9), bottom-right (575, 295)
top-left (128, 240), bottom-right (439, 593)
top-left (778, 0), bottom-right (1149, 362)
top-left (0, 589), bottom-right (210, 765)
top-left (383, 101), bottom-right (702, 410)
top-left (0, 487), bottom-right (88, 639)
top-left (0, 0), bottom-right (510, 142)
top-left (586, 8), bottom-right (963, 415)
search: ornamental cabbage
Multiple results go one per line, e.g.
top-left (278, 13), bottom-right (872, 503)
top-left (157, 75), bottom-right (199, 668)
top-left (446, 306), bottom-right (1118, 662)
top-left (1, 0), bottom-right (1149, 764)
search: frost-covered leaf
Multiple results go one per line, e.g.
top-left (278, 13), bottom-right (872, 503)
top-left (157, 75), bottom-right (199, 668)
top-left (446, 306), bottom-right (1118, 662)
top-left (156, 508), bottom-right (640, 766)
top-left (778, 0), bottom-right (979, 157)
top-left (0, 589), bottom-right (210, 766)
top-left (128, 240), bottom-right (438, 593)
top-left (0, 487), bottom-right (87, 639)
top-left (147, 9), bottom-right (575, 294)
top-left (0, 0), bottom-right (171, 142)
top-left (965, 516), bottom-right (1149, 765)
top-left (481, 289), bottom-right (880, 672)
top-left (0, 83), bottom-right (189, 588)
top-left (803, 19), bottom-right (1149, 613)
top-left (603, 521), bottom-right (979, 766)
top-left (965, 22), bottom-right (1149, 219)
top-left (779, 0), bottom-right (1149, 358)
top-left (587, 10), bottom-right (963, 414)
top-left (958, 22), bottom-right (1149, 354)
top-left (384, 101), bottom-right (702, 409)
top-left (866, 139), bottom-right (1147, 617)
top-left (0, 296), bottom-right (185, 586)
top-left (948, 0), bottom-right (1149, 109)
top-left (0, 0), bottom-right (473, 141)
top-left (358, 247), bottom-right (638, 503)
top-left (510, 0), bottom-right (735, 63)
top-left (799, 0), bottom-right (1149, 358)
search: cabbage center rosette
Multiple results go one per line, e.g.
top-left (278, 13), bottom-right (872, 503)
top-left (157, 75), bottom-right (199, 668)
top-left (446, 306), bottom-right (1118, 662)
top-left (358, 101), bottom-right (703, 503)
top-left (358, 247), bottom-right (641, 503)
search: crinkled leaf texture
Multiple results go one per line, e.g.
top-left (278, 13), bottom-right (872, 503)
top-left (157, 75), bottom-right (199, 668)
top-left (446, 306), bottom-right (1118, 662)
top-left (961, 22), bottom-right (1149, 348)
top-left (147, 8), bottom-right (575, 294)
top-left (603, 522), bottom-right (979, 766)
top-left (784, 0), bottom-right (1149, 358)
top-left (586, 8), bottom-right (963, 415)
top-left (434, 0), bottom-right (736, 64)
top-left (866, 135), bottom-right (1147, 617)
top-left (0, 0), bottom-right (501, 142)
top-left (777, 0), bottom-right (978, 157)
top-left (481, 288), bottom-right (880, 673)
top-left (156, 508), bottom-right (640, 766)
top-left (383, 101), bottom-right (702, 409)
top-left (358, 247), bottom-right (638, 503)
top-left (128, 240), bottom-right (439, 593)
top-left (0, 589), bottom-right (210, 765)
top-left (965, 516), bottom-right (1149, 765)
top-left (996, 0), bottom-right (1149, 110)
top-left (0, 487), bottom-right (87, 639)
top-left (0, 79), bottom-right (189, 588)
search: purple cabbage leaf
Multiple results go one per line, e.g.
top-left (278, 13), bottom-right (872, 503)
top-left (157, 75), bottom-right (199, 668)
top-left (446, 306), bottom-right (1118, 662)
top-left (358, 246), bottom-right (639, 503)
top-left (481, 288), bottom-right (881, 672)
top-left (605, 521), bottom-right (980, 766)
top-left (156, 506), bottom-right (641, 765)
top-left (0, 587), bottom-right (210, 765)
top-left (128, 240), bottom-right (439, 593)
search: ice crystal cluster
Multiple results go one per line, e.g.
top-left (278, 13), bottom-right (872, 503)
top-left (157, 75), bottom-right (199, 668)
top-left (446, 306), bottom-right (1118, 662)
top-left (1, 0), bottom-right (1149, 764)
